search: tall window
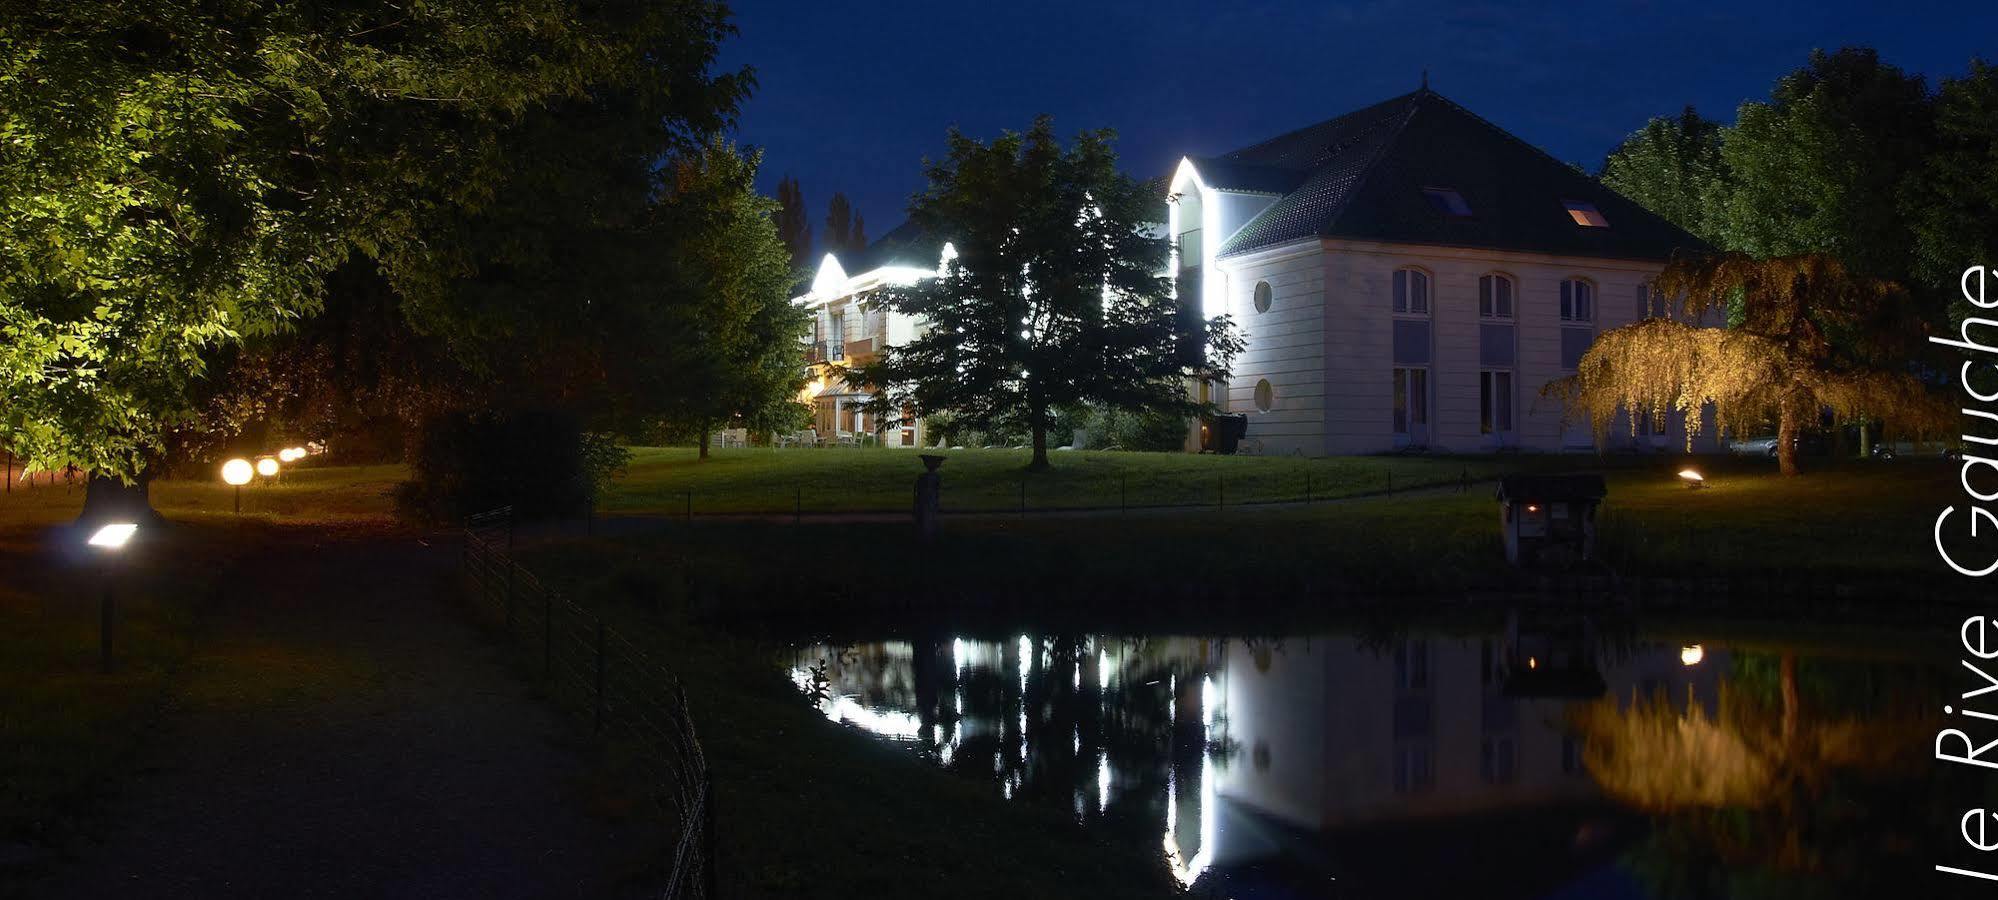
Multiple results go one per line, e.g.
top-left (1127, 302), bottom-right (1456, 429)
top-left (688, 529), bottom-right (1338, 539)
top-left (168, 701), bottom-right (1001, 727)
top-left (1479, 274), bottom-right (1514, 319)
top-left (1637, 280), bottom-right (1672, 319)
top-left (1559, 279), bottom-right (1594, 322)
top-left (1480, 370), bottom-right (1514, 434)
top-left (1393, 268), bottom-right (1431, 441)
top-left (830, 311), bottom-right (846, 360)
top-left (1393, 268), bottom-right (1430, 314)
top-left (1559, 278), bottom-right (1595, 370)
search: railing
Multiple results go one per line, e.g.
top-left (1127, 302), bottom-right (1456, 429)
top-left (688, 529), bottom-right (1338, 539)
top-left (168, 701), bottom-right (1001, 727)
top-left (461, 506), bottom-right (716, 899)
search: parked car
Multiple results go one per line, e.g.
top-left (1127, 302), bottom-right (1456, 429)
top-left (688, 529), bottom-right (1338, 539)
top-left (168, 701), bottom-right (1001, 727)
top-left (1728, 431), bottom-right (1829, 458)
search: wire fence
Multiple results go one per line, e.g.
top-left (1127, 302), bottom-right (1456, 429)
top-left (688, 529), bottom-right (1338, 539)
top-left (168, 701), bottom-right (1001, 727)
top-left (462, 506), bottom-right (716, 899)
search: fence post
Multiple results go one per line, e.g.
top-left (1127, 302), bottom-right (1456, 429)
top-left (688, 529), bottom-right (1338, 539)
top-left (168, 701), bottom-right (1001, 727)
top-left (594, 621), bottom-right (607, 733)
top-left (702, 779), bottom-right (719, 899)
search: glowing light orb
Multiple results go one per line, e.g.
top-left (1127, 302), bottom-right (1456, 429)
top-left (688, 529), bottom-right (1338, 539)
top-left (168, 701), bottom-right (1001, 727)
top-left (255, 458), bottom-right (280, 478)
top-left (1681, 644), bottom-right (1705, 667)
top-left (221, 458), bottom-right (254, 486)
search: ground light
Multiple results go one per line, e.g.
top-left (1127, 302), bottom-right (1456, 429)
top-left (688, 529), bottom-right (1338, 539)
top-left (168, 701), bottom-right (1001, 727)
top-left (256, 457), bottom-right (280, 478)
top-left (1678, 469), bottom-right (1706, 489)
top-left (1680, 644), bottom-right (1705, 666)
top-left (222, 458), bottom-right (254, 513)
top-left (86, 522), bottom-right (138, 673)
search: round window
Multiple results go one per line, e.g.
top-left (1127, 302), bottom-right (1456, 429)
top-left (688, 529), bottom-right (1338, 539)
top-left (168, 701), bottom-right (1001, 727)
top-left (1253, 281), bottom-right (1273, 313)
top-left (1254, 378), bottom-right (1274, 412)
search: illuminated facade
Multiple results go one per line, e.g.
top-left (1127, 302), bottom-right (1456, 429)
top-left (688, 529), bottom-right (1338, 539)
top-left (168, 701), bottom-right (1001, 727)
top-left (791, 222), bottom-right (950, 447)
top-left (1168, 87), bottom-right (1720, 455)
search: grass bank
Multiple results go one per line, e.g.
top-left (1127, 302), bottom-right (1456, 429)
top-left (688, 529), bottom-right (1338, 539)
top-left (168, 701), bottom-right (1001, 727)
top-left (604, 445), bottom-right (1550, 515)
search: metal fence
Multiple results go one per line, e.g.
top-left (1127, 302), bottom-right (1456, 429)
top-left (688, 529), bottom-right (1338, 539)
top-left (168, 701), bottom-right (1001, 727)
top-left (462, 507), bottom-right (716, 899)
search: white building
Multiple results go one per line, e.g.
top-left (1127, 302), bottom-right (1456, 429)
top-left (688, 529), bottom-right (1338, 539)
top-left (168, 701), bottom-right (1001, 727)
top-left (796, 87), bottom-right (1714, 455)
top-left (790, 223), bottom-right (950, 447)
top-left (1172, 87), bottom-right (1716, 455)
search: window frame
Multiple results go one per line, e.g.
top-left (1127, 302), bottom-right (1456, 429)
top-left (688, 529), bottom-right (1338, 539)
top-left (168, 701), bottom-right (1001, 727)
top-left (1479, 272), bottom-right (1515, 320)
top-left (1479, 369), bottom-right (1515, 435)
top-left (1564, 200), bottom-right (1610, 228)
top-left (1559, 278), bottom-right (1595, 323)
top-left (1392, 266), bottom-right (1432, 316)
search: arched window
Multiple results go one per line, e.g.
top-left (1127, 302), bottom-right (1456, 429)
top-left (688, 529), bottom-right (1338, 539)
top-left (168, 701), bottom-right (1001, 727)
top-left (1559, 278), bottom-right (1595, 323)
top-left (1253, 281), bottom-right (1273, 313)
top-left (1253, 379), bottom-right (1274, 412)
top-left (1392, 267), bottom-right (1430, 315)
top-left (1478, 273), bottom-right (1514, 319)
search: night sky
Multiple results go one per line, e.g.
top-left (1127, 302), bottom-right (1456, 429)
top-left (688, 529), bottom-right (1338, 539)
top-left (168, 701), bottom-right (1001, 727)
top-left (722, 1), bottom-right (1996, 254)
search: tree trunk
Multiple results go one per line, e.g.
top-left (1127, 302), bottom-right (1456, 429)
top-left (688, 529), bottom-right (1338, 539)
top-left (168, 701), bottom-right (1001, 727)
top-left (1027, 413), bottom-right (1050, 471)
top-left (79, 472), bottom-right (167, 529)
top-left (698, 426), bottom-right (711, 461)
top-left (1858, 420), bottom-right (1873, 459)
top-left (1776, 401), bottom-right (1801, 477)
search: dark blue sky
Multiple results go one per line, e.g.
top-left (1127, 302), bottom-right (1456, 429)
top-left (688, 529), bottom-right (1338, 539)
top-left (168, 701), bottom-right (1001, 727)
top-left (721, 1), bottom-right (1994, 254)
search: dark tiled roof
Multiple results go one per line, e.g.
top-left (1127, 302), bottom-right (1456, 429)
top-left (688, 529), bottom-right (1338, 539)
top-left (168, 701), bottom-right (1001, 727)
top-left (842, 219), bottom-right (943, 274)
top-left (1208, 89), bottom-right (1707, 262)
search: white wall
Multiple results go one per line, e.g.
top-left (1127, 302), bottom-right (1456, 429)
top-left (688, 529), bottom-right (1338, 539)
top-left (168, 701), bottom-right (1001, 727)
top-left (1218, 242), bottom-right (1326, 457)
top-left (1222, 239), bottom-right (1720, 455)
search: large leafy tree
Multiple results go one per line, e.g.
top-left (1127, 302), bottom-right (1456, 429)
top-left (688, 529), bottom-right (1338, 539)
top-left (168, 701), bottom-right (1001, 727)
top-left (846, 117), bottom-right (1239, 470)
top-left (631, 138), bottom-right (808, 458)
top-left (1716, 49), bottom-right (1936, 290)
top-left (1906, 60), bottom-right (1998, 322)
top-left (1554, 253), bottom-right (1950, 476)
top-left (1600, 106), bottom-right (1730, 246)
top-left (0, 0), bottom-right (747, 520)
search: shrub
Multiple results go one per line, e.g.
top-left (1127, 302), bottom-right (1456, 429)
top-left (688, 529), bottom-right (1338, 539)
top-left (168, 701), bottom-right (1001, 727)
top-left (396, 409), bottom-right (629, 523)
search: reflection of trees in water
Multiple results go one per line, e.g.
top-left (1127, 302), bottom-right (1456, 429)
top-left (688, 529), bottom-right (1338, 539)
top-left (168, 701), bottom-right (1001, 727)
top-left (1573, 651), bottom-right (1945, 898)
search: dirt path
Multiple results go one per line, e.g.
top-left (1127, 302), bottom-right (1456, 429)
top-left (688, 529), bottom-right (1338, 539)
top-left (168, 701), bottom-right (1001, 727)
top-left (22, 527), bottom-right (653, 899)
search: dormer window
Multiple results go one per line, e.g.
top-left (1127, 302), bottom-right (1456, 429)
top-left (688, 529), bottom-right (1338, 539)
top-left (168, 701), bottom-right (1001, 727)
top-left (1564, 201), bottom-right (1609, 227)
top-left (1422, 188), bottom-right (1472, 217)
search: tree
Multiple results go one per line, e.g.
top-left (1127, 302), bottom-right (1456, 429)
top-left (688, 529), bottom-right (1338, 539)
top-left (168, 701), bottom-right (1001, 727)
top-left (1552, 253), bottom-right (1951, 476)
top-left (825, 191), bottom-right (864, 257)
top-left (1906, 59), bottom-right (1998, 321)
top-left (1600, 106), bottom-right (1731, 245)
top-left (1716, 49), bottom-right (1935, 289)
top-left (845, 117), bottom-right (1240, 470)
top-left (643, 138), bottom-right (809, 459)
top-left (0, 0), bottom-right (748, 522)
top-left (776, 175), bottom-right (814, 271)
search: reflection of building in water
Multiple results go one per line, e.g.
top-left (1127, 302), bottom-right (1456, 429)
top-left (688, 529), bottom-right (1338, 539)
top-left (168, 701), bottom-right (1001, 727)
top-left (790, 627), bottom-right (1723, 893)
top-left (1219, 630), bottom-right (1723, 833)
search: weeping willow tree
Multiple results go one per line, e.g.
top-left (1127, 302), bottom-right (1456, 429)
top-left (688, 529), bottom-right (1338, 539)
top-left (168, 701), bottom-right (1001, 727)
top-left (1550, 253), bottom-right (1951, 475)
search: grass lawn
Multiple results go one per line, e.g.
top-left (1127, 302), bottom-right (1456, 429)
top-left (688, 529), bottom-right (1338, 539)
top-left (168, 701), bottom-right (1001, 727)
top-left (0, 463), bottom-right (405, 527)
top-left (0, 521), bottom-right (222, 850)
top-left (536, 456), bottom-right (1973, 625)
top-left (603, 445), bottom-right (1565, 515)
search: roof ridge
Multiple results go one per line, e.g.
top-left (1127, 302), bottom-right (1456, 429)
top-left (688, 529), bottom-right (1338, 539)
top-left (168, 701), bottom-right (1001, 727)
top-left (1218, 89), bottom-right (1426, 166)
top-left (1317, 95), bottom-right (1426, 235)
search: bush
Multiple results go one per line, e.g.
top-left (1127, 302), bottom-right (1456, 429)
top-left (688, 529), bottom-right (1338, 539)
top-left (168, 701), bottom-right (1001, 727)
top-left (396, 409), bottom-right (629, 523)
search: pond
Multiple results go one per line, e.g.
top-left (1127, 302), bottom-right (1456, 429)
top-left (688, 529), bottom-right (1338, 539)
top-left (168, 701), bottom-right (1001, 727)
top-left (785, 613), bottom-right (1979, 898)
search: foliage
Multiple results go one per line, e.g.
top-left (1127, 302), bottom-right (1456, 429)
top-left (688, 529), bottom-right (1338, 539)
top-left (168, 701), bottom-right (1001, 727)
top-left (1600, 106), bottom-right (1730, 246)
top-left (632, 138), bottom-right (811, 456)
top-left (0, 0), bottom-right (748, 485)
top-left (1906, 59), bottom-right (1998, 322)
top-left (396, 409), bottom-right (629, 522)
top-left (775, 175), bottom-right (813, 274)
top-left (1549, 253), bottom-right (1952, 475)
top-left (1715, 49), bottom-right (1936, 291)
top-left (824, 192), bottom-right (867, 258)
top-left (844, 117), bottom-right (1240, 470)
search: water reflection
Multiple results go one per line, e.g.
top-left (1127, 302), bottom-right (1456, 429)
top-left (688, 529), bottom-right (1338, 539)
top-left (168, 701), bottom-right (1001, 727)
top-left (788, 617), bottom-right (1949, 897)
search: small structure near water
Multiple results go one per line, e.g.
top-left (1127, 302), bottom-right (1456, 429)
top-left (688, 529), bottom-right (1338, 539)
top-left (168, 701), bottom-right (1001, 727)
top-left (1496, 474), bottom-right (1606, 568)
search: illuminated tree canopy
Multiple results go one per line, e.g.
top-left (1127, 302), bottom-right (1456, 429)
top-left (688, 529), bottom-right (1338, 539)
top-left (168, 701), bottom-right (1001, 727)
top-left (1550, 252), bottom-right (1951, 475)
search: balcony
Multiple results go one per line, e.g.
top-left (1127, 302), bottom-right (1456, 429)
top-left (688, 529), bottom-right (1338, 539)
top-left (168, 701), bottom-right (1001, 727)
top-left (843, 338), bottom-right (876, 364)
